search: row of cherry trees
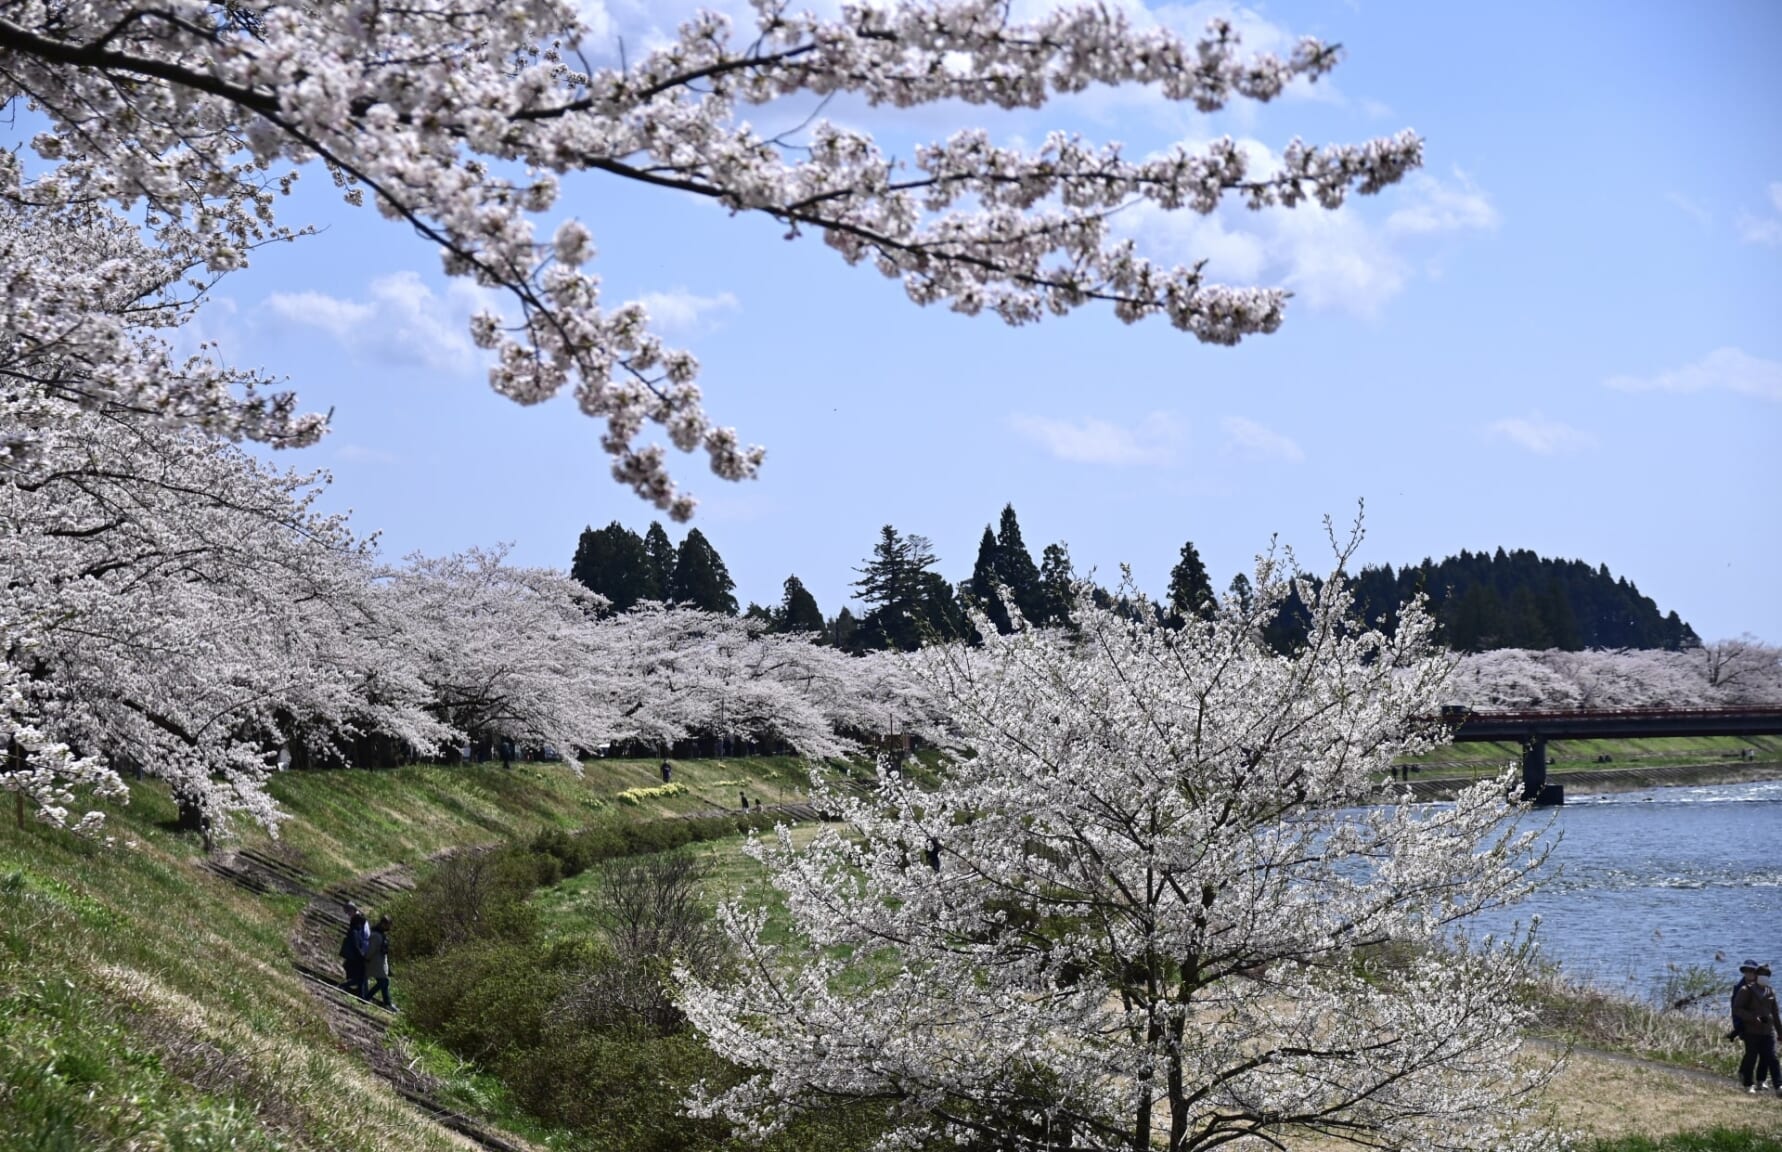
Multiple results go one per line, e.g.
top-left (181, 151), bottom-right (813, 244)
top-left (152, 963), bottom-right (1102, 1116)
top-left (1449, 639), bottom-right (1782, 711)
top-left (0, 403), bottom-right (942, 834)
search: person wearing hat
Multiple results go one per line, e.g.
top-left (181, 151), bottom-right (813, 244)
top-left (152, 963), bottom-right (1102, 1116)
top-left (1733, 961), bottom-right (1782, 1095)
top-left (1732, 959), bottom-right (1761, 1044)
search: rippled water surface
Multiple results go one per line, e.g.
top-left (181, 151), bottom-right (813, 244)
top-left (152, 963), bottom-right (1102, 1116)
top-left (1464, 777), bottom-right (1782, 998)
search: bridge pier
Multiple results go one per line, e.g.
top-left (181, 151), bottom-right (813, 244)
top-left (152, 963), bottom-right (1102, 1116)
top-left (1520, 736), bottom-right (1563, 806)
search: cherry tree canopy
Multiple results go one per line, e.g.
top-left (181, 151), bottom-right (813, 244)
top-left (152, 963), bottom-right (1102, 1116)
top-left (1, 0), bottom-right (1422, 516)
top-left (1449, 641), bottom-right (1782, 710)
top-left (0, 392), bottom-right (451, 834)
top-left (681, 546), bottom-right (1557, 1152)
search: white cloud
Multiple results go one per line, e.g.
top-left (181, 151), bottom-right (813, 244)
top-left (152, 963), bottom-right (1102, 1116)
top-left (1734, 181), bottom-right (1782, 247)
top-left (1386, 170), bottom-right (1499, 236)
top-left (1220, 416), bottom-right (1303, 462)
top-left (262, 271), bottom-right (495, 373)
top-left (1119, 164), bottom-right (1497, 319)
top-left (262, 291), bottom-right (373, 341)
top-left (1737, 214), bottom-right (1782, 247)
top-left (1010, 412), bottom-right (1182, 466)
top-left (635, 288), bottom-right (740, 334)
top-left (1119, 201), bottom-right (1269, 283)
top-left (1605, 347), bottom-right (1782, 402)
top-left (1273, 206), bottom-right (1406, 317)
top-left (1486, 414), bottom-right (1594, 456)
top-left (1666, 192), bottom-right (1712, 228)
top-left (332, 443), bottom-right (402, 465)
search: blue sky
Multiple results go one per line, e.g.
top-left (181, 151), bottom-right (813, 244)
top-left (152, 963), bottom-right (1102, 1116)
top-left (134, 1), bottom-right (1782, 640)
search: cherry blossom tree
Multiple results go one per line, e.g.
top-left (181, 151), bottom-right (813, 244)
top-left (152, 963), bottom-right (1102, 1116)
top-left (0, 393), bottom-right (449, 835)
top-left (582, 604), bottom-right (947, 760)
top-left (375, 548), bottom-right (625, 761)
top-left (680, 542), bottom-right (1557, 1152)
top-left (1, 0), bottom-right (1423, 516)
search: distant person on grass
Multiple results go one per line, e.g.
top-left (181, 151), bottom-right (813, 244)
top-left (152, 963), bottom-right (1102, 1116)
top-left (1733, 960), bottom-right (1782, 1095)
top-left (339, 904), bottom-right (369, 999)
top-left (366, 915), bottom-right (396, 1011)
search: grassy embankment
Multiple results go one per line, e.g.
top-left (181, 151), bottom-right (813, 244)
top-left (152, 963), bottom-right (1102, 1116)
top-left (5, 750), bottom-right (1778, 1150)
top-left (0, 754), bottom-right (814, 1152)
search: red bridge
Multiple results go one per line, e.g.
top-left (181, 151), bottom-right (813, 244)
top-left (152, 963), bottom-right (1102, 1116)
top-left (1439, 705), bottom-right (1782, 803)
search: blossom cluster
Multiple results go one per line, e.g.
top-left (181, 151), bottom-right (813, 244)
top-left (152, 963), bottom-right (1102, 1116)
top-left (2, 1), bottom-right (1421, 513)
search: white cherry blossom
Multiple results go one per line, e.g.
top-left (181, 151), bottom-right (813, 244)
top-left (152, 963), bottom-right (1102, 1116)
top-left (2, 1), bottom-right (1423, 515)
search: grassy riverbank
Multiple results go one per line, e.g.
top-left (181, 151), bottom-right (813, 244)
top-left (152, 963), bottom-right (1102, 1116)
top-left (4, 756), bottom-right (1779, 1149)
top-left (0, 756), bottom-right (811, 1151)
top-left (1403, 734), bottom-right (1782, 778)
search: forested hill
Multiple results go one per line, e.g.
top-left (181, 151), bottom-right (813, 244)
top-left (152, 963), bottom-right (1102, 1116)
top-left (1348, 549), bottom-right (1698, 653)
top-left (571, 517), bottom-right (1702, 655)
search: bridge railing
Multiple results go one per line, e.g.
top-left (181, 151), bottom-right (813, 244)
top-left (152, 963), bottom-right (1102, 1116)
top-left (1435, 704), bottom-right (1782, 725)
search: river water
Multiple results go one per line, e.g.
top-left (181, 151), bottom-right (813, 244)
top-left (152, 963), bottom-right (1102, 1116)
top-left (1463, 777), bottom-right (1782, 1002)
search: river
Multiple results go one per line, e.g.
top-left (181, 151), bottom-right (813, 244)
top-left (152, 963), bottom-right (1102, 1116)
top-left (1464, 776), bottom-right (1782, 1003)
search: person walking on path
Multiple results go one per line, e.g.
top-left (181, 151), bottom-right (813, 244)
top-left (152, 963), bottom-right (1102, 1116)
top-left (338, 905), bottom-right (370, 999)
top-left (1733, 960), bottom-right (1782, 1095)
top-left (365, 915), bottom-right (396, 1011)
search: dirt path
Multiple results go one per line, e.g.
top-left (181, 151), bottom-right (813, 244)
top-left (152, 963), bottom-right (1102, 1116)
top-left (204, 847), bottom-right (534, 1152)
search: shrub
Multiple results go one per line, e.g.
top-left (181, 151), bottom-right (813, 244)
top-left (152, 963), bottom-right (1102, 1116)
top-left (530, 827), bottom-right (592, 878)
top-left (386, 850), bottom-right (542, 963)
top-left (403, 939), bottom-right (588, 1064)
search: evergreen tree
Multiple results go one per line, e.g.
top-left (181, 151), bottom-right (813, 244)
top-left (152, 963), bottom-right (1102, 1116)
top-left (993, 504), bottom-right (1045, 626)
top-left (569, 521), bottom-right (650, 611)
top-left (775, 575), bottom-right (825, 635)
top-left (827, 606), bottom-right (860, 650)
top-left (1038, 542), bottom-right (1076, 628)
top-left (1346, 549), bottom-right (1695, 652)
top-left (1167, 539), bottom-right (1215, 621)
top-left (968, 525), bottom-right (1014, 635)
top-left (641, 521), bottom-right (677, 602)
top-left (743, 601), bottom-right (774, 625)
top-left (851, 525), bottom-right (962, 651)
top-left (671, 527), bottom-right (738, 614)
top-left (1227, 572), bottom-right (1254, 614)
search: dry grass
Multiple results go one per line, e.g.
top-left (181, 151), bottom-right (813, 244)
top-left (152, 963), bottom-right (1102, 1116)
top-left (1539, 1050), bottom-right (1782, 1141)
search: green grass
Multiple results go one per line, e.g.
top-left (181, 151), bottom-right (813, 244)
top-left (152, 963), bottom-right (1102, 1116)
top-left (0, 754), bottom-right (830, 1151)
top-left (1588, 1130), bottom-right (1782, 1152)
top-left (0, 783), bottom-right (470, 1152)
top-left (1401, 734), bottom-right (1782, 783)
top-left (258, 755), bottom-right (827, 884)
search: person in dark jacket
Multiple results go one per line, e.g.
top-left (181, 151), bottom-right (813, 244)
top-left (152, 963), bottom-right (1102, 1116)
top-left (338, 905), bottom-right (369, 999)
top-left (365, 915), bottom-right (396, 1011)
top-left (1732, 959), bottom-right (1760, 1042)
top-left (1733, 961), bottom-right (1782, 1095)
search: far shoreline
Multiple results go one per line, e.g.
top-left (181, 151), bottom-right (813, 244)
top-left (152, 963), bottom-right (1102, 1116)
top-left (1387, 760), bottom-right (1782, 801)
